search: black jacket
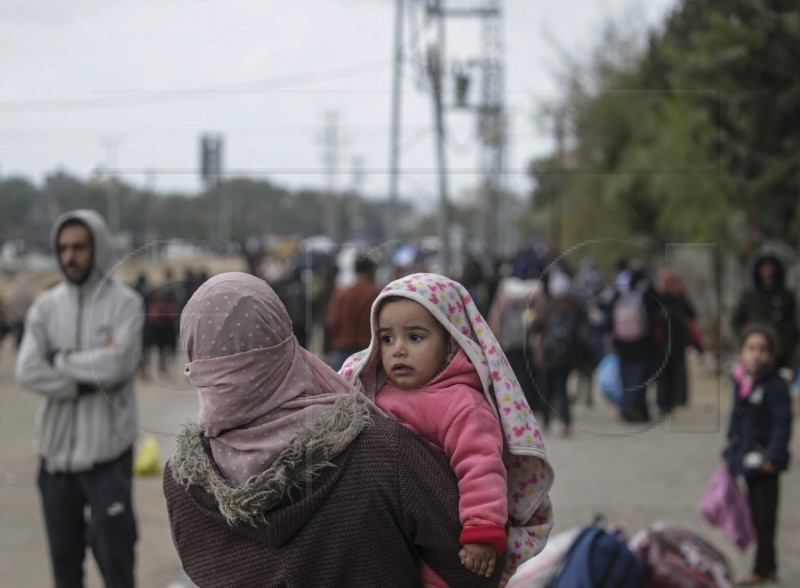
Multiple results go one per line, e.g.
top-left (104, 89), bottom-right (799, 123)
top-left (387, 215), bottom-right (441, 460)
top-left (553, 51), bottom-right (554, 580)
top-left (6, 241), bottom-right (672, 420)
top-left (732, 252), bottom-right (799, 368)
top-left (724, 365), bottom-right (793, 477)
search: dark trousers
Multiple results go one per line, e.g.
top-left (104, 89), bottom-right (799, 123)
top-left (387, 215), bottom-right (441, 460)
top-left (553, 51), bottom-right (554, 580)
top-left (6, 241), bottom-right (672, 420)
top-left (745, 474), bottom-right (780, 577)
top-left (542, 367), bottom-right (572, 428)
top-left (38, 449), bottom-right (137, 588)
top-left (656, 352), bottom-right (688, 413)
top-left (619, 356), bottom-right (651, 421)
top-left (573, 366), bottom-right (594, 407)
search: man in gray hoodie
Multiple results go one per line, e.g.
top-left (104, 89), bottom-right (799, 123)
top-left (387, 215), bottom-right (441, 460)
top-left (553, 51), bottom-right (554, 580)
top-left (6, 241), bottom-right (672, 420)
top-left (16, 209), bottom-right (144, 588)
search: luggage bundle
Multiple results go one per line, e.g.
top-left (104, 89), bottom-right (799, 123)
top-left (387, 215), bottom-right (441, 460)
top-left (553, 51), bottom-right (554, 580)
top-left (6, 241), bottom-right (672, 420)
top-left (507, 520), bottom-right (734, 588)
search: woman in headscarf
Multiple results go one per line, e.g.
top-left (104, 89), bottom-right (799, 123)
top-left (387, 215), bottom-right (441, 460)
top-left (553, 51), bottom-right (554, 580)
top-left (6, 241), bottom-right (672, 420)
top-left (163, 272), bottom-right (501, 588)
top-left (655, 268), bottom-right (702, 413)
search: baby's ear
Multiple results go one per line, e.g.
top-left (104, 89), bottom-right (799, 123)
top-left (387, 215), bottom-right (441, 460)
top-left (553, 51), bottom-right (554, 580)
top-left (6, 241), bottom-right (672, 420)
top-left (446, 336), bottom-right (459, 362)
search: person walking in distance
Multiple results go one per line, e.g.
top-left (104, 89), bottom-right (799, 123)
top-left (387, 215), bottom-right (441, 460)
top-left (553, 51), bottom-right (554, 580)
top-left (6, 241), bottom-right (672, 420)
top-left (16, 209), bottom-right (144, 588)
top-left (732, 251), bottom-right (799, 373)
top-left (325, 255), bottom-right (382, 370)
top-left (610, 265), bottom-right (661, 423)
top-left (530, 271), bottom-right (583, 437)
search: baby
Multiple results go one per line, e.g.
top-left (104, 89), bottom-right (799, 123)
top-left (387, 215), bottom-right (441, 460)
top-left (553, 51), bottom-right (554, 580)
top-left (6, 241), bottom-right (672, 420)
top-left (341, 273), bottom-right (554, 587)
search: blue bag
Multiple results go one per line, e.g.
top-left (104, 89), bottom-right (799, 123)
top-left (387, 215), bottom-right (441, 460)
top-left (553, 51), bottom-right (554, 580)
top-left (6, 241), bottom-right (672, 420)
top-left (595, 354), bottom-right (623, 405)
top-left (550, 526), bottom-right (646, 588)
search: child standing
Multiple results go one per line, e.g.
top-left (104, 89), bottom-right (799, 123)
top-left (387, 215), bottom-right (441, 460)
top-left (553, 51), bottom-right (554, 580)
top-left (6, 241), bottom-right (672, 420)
top-left (341, 273), bottom-right (554, 587)
top-left (724, 324), bottom-right (793, 586)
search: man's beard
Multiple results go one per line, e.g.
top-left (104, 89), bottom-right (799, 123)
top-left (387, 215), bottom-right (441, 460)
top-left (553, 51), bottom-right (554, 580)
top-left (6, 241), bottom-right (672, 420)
top-left (65, 264), bottom-right (91, 285)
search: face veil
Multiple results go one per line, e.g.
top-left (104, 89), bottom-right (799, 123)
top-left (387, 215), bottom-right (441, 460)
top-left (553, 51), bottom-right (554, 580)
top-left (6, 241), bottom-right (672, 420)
top-left (180, 272), bottom-right (355, 486)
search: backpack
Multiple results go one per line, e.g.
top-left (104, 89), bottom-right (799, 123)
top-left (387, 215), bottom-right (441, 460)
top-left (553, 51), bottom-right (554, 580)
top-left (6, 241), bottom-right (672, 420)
top-left (500, 298), bottom-right (532, 350)
top-left (613, 286), bottom-right (649, 342)
top-left (542, 302), bottom-right (577, 369)
top-left (549, 526), bottom-right (646, 588)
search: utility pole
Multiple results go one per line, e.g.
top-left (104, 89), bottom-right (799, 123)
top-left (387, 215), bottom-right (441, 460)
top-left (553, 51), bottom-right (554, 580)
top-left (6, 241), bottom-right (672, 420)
top-left (145, 168), bottom-right (157, 193)
top-left (426, 12), bottom-right (452, 276)
top-left (348, 156), bottom-right (366, 236)
top-left (319, 111), bottom-right (341, 242)
top-left (99, 135), bottom-right (123, 235)
top-left (387, 0), bottom-right (404, 245)
top-left (424, 0), bottom-right (507, 260)
top-left (478, 0), bottom-right (506, 257)
top-left (200, 133), bottom-right (226, 242)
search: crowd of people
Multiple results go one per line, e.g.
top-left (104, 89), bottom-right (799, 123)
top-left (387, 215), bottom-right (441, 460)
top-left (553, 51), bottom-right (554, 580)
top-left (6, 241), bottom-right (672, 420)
top-left (5, 208), bottom-right (796, 587)
top-left (131, 267), bottom-right (208, 381)
top-left (474, 253), bottom-right (707, 433)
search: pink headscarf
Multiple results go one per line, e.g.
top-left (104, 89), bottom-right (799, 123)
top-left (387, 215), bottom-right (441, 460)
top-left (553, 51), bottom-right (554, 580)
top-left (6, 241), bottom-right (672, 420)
top-left (180, 272), bottom-right (353, 486)
top-left (340, 273), bottom-right (555, 577)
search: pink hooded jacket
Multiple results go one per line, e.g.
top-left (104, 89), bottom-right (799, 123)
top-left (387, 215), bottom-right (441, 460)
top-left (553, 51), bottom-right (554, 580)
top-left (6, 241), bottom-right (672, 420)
top-left (378, 349), bottom-right (507, 552)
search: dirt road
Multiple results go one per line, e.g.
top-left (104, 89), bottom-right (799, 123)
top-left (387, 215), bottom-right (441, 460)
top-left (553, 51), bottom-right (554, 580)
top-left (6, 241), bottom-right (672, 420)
top-left (2, 346), bottom-right (798, 586)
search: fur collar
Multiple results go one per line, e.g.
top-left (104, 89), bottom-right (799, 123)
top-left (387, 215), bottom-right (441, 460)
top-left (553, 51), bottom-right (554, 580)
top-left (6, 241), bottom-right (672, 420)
top-left (171, 393), bottom-right (371, 527)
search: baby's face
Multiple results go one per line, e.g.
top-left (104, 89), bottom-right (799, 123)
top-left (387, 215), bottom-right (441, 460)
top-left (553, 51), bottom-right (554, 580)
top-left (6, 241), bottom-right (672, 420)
top-left (378, 299), bottom-right (449, 389)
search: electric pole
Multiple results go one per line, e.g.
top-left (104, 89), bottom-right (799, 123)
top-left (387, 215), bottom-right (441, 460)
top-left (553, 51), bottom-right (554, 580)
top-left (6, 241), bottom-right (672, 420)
top-left (348, 156), bottom-right (366, 236)
top-left (387, 0), bottom-right (405, 245)
top-left (99, 135), bottom-right (123, 235)
top-left (426, 20), bottom-right (452, 276)
top-left (423, 0), bottom-right (507, 261)
top-left (478, 0), bottom-right (506, 257)
top-left (200, 133), bottom-right (226, 243)
top-left (319, 111), bottom-right (341, 242)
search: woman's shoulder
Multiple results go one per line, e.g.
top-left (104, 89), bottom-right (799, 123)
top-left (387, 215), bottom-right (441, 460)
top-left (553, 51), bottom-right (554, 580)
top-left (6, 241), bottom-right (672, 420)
top-left (350, 412), bottom-right (454, 473)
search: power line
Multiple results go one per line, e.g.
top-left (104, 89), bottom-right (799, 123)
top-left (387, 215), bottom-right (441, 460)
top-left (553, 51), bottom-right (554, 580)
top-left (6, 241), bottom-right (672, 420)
top-left (0, 59), bottom-right (391, 114)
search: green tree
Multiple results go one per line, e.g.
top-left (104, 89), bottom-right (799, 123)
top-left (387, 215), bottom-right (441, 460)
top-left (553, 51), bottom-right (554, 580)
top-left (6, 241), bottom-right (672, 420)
top-left (531, 0), bottom-right (800, 259)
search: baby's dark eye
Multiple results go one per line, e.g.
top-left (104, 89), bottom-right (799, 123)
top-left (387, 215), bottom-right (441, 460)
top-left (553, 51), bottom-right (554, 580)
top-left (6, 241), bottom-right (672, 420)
top-left (409, 333), bottom-right (423, 343)
top-left (380, 335), bottom-right (394, 345)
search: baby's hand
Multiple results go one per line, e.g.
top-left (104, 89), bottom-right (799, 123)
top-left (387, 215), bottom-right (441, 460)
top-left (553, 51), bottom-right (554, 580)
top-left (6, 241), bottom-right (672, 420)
top-left (459, 543), bottom-right (496, 577)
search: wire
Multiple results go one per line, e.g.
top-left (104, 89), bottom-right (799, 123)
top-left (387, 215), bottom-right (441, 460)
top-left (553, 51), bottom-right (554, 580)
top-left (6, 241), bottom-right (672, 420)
top-left (400, 125), bottom-right (433, 154)
top-left (0, 59), bottom-right (392, 114)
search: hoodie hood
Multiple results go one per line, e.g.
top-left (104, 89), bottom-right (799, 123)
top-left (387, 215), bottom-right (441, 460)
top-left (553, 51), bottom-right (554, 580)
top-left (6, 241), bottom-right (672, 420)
top-left (170, 393), bottom-right (371, 535)
top-left (50, 209), bottom-right (115, 289)
top-left (425, 348), bottom-right (482, 390)
top-left (750, 251), bottom-right (786, 290)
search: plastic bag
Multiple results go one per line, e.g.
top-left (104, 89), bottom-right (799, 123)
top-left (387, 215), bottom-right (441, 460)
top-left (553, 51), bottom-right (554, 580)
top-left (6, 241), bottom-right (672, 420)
top-left (595, 354), bottom-right (623, 405)
top-left (699, 465), bottom-right (755, 551)
top-left (133, 434), bottom-right (163, 476)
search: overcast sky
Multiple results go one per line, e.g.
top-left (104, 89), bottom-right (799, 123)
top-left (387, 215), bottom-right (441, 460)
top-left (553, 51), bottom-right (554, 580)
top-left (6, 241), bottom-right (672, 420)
top-left (1, 0), bottom-right (676, 209)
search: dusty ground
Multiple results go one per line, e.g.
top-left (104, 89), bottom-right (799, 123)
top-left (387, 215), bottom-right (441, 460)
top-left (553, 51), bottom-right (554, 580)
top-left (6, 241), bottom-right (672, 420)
top-left (2, 344), bottom-right (799, 586)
